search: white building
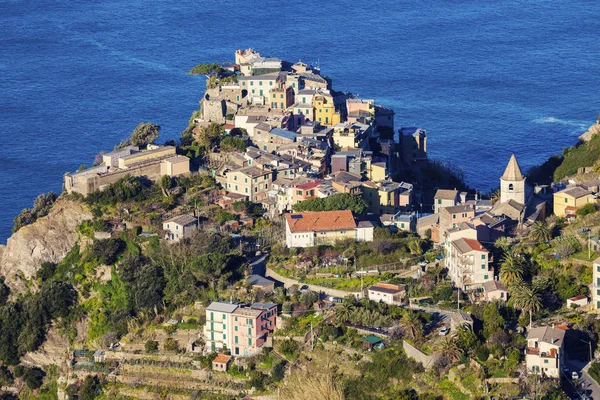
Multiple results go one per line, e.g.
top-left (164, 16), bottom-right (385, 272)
top-left (500, 154), bottom-right (527, 205)
top-left (525, 326), bottom-right (566, 378)
top-left (368, 283), bottom-right (406, 305)
top-left (593, 257), bottom-right (600, 311)
top-left (284, 210), bottom-right (374, 248)
top-left (163, 214), bottom-right (198, 242)
top-left (204, 302), bottom-right (238, 352)
top-left (446, 237), bottom-right (493, 291)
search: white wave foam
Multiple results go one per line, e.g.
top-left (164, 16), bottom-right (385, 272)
top-left (533, 116), bottom-right (587, 130)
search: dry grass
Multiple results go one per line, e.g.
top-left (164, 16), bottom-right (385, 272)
top-left (279, 369), bottom-right (345, 400)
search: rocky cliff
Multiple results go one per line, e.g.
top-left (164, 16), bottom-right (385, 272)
top-left (0, 198), bottom-right (92, 292)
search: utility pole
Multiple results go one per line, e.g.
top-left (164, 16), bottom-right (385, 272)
top-left (589, 229), bottom-right (592, 260)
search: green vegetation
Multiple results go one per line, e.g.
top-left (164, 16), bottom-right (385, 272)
top-left (589, 361), bottom-right (600, 384)
top-left (554, 133), bottom-right (600, 180)
top-left (188, 63), bottom-right (222, 75)
top-left (130, 122), bottom-right (160, 147)
top-left (293, 193), bottom-right (368, 214)
top-left (13, 192), bottom-right (57, 233)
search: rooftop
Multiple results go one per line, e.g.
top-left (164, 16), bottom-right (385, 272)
top-left (251, 302), bottom-right (278, 311)
top-left (270, 128), bottom-right (297, 141)
top-left (206, 302), bottom-right (238, 313)
top-left (213, 354), bottom-right (232, 364)
top-left (435, 189), bottom-right (458, 200)
top-left (527, 326), bottom-right (566, 347)
top-left (235, 166), bottom-right (271, 178)
top-left (285, 210), bottom-right (356, 233)
top-left (165, 214), bottom-right (197, 227)
top-left (501, 154), bottom-right (524, 181)
top-left (452, 238), bottom-right (487, 254)
top-left (483, 280), bottom-right (508, 292)
top-left (247, 274), bottom-right (275, 288)
top-left (560, 186), bottom-right (592, 199)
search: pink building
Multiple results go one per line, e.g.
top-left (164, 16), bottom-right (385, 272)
top-left (292, 181), bottom-right (322, 205)
top-left (231, 303), bottom-right (277, 356)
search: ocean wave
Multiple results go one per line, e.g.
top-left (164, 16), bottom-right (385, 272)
top-left (532, 116), bottom-right (587, 130)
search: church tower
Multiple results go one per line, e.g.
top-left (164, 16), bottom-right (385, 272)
top-left (500, 154), bottom-right (526, 204)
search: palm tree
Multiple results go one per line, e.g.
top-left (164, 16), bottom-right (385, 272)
top-left (435, 337), bottom-right (462, 363)
top-left (408, 239), bottom-right (423, 256)
top-left (530, 221), bottom-right (552, 242)
top-left (499, 251), bottom-right (525, 286)
top-left (334, 303), bottom-right (354, 325)
top-left (400, 310), bottom-right (423, 340)
top-left (511, 283), bottom-right (542, 329)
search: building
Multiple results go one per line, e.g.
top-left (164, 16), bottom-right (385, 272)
top-left (284, 210), bottom-right (374, 248)
top-left (313, 92), bottom-right (341, 126)
top-left (399, 127), bottom-right (427, 165)
top-left (252, 126), bottom-right (296, 153)
top-left (212, 353), bottom-right (232, 372)
top-left (500, 154), bottom-right (527, 205)
top-left (224, 166), bottom-right (273, 202)
top-left (566, 295), bottom-right (588, 309)
top-left (553, 186), bottom-right (595, 217)
top-left (433, 189), bottom-right (459, 214)
top-left (203, 302), bottom-right (277, 356)
top-left (163, 214), bottom-right (198, 242)
top-left (593, 257), bottom-right (600, 311)
top-left (361, 180), bottom-right (411, 215)
top-left (362, 335), bottom-right (384, 350)
top-left (246, 274), bottom-right (275, 292)
top-left (204, 302), bottom-right (238, 352)
top-left (525, 326), bottom-right (566, 378)
top-left (446, 238), bottom-right (493, 291)
top-left (368, 282), bottom-right (406, 305)
top-left (65, 146), bottom-right (190, 196)
top-left (439, 204), bottom-right (476, 238)
top-left (332, 122), bottom-right (372, 150)
top-left (482, 280), bottom-right (508, 302)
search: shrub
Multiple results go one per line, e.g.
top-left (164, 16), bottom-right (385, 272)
top-left (36, 262), bottom-right (57, 282)
top-left (271, 360), bottom-right (287, 381)
top-left (163, 338), bottom-right (179, 353)
top-left (145, 340), bottom-right (159, 353)
top-left (279, 339), bottom-right (299, 357)
top-left (293, 193), bottom-right (367, 214)
top-left (91, 239), bottom-right (125, 265)
top-left (576, 203), bottom-right (596, 217)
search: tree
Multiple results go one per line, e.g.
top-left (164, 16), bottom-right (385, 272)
top-left (482, 302), bottom-right (505, 339)
top-left (435, 337), bottom-right (462, 363)
top-left (271, 360), bottom-right (287, 381)
top-left (0, 278), bottom-right (8, 305)
top-left (36, 262), bottom-right (57, 282)
top-left (530, 221), bottom-right (552, 242)
top-left (163, 338), bottom-right (179, 353)
top-left (279, 339), bottom-right (299, 357)
top-left (130, 122), bottom-right (160, 146)
top-left (334, 303), bottom-right (354, 325)
top-left (159, 175), bottom-right (173, 197)
top-left (399, 310), bottom-right (423, 340)
top-left (511, 283), bottom-right (542, 328)
top-left (576, 203), bottom-right (597, 217)
top-left (78, 375), bottom-right (102, 400)
top-left (145, 340), bottom-right (159, 353)
top-left (300, 290), bottom-right (319, 307)
top-left (194, 122), bottom-right (224, 149)
top-left (407, 239), bottom-right (423, 256)
top-left (18, 366), bottom-right (45, 389)
top-left (499, 251), bottom-right (525, 286)
top-left (293, 193), bottom-right (368, 214)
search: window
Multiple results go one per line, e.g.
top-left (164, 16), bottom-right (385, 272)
top-left (259, 81), bottom-right (262, 86)
top-left (259, 90), bottom-right (263, 96)
top-left (234, 176), bottom-right (237, 181)
top-left (508, 183), bottom-right (513, 191)
top-left (437, 199), bottom-right (442, 204)
top-left (280, 94), bottom-right (284, 99)
top-left (250, 81), bottom-right (254, 86)
top-left (210, 312), bottom-right (214, 320)
top-left (484, 274), bottom-right (489, 280)
top-left (244, 178), bottom-right (248, 183)
top-left (235, 185), bottom-right (238, 190)
top-left (235, 336), bottom-right (238, 344)
top-left (269, 81), bottom-right (273, 86)
top-left (565, 198), bottom-right (568, 203)
top-left (248, 327), bottom-right (252, 335)
top-left (306, 109), bottom-right (310, 114)
top-left (248, 338), bottom-right (252, 346)
top-left (481, 255), bottom-right (486, 260)
top-left (481, 265), bottom-right (486, 270)
top-left (453, 215), bottom-right (456, 219)
top-left (223, 334), bottom-right (226, 339)
top-left (544, 359), bottom-right (548, 364)
top-left (252, 89), bottom-right (255, 94)
top-left (222, 314), bottom-right (226, 319)
top-left (245, 188), bottom-right (248, 193)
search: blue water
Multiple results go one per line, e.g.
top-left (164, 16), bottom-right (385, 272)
top-left (1, 0), bottom-right (599, 243)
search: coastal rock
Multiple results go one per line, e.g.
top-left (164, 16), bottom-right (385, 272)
top-left (0, 198), bottom-right (92, 291)
top-left (579, 121), bottom-right (600, 142)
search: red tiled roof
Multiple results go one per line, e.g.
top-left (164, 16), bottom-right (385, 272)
top-left (295, 181), bottom-right (322, 190)
top-left (285, 210), bottom-right (356, 233)
top-left (569, 295), bottom-right (587, 301)
top-left (462, 238), bottom-right (487, 252)
top-left (213, 354), bottom-right (232, 364)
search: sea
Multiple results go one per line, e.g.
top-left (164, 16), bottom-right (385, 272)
top-left (1, 0), bottom-right (599, 243)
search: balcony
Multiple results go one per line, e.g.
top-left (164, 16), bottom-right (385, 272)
top-left (526, 347), bottom-right (557, 358)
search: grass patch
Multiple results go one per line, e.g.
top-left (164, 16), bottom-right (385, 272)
top-left (437, 378), bottom-right (469, 400)
top-left (570, 251), bottom-right (600, 262)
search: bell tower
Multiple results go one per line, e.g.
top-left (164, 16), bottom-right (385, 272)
top-left (500, 154), bottom-right (526, 204)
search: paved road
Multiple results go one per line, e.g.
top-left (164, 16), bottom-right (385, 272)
top-left (564, 358), bottom-right (600, 399)
top-left (250, 253), bottom-right (268, 275)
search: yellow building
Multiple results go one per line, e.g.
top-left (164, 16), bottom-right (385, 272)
top-left (553, 186), bottom-right (595, 217)
top-left (313, 93), bottom-right (341, 126)
top-left (361, 181), bottom-right (411, 215)
top-left (332, 122), bottom-right (371, 150)
top-left (369, 162), bottom-right (387, 182)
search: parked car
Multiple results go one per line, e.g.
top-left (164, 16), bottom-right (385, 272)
top-left (439, 327), bottom-right (450, 336)
top-left (572, 371), bottom-right (579, 380)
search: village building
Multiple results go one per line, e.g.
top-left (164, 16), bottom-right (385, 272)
top-left (332, 122), bottom-right (372, 150)
top-left (203, 302), bottom-right (277, 357)
top-left (284, 210), bottom-right (374, 248)
top-left (361, 180), bottom-right (412, 215)
top-left (252, 126), bottom-right (296, 153)
top-left (399, 127), bottom-right (427, 166)
top-left (553, 185), bottom-right (595, 217)
top-left (525, 326), bottom-right (566, 378)
top-left (313, 92), bottom-right (341, 126)
top-left (64, 145), bottom-right (190, 196)
top-left (433, 189), bottom-right (460, 214)
top-left (482, 280), bottom-right (508, 302)
top-left (212, 353), bottom-right (232, 372)
top-left (368, 282), bottom-right (406, 305)
top-left (592, 257), bottom-right (600, 311)
top-left (446, 238), bottom-right (493, 291)
top-left (566, 295), bottom-right (588, 309)
top-left (163, 214), bottom-right (198, 242)
top-left (224, 166), bottom-right (273, 202)
top-left (246, 274), bottom-right (275, 293)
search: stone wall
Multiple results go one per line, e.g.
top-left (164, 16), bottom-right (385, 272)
top-left (402, 340), bottom-right (434, 368)
top-left (265, 267), bottom-right (362, 299)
